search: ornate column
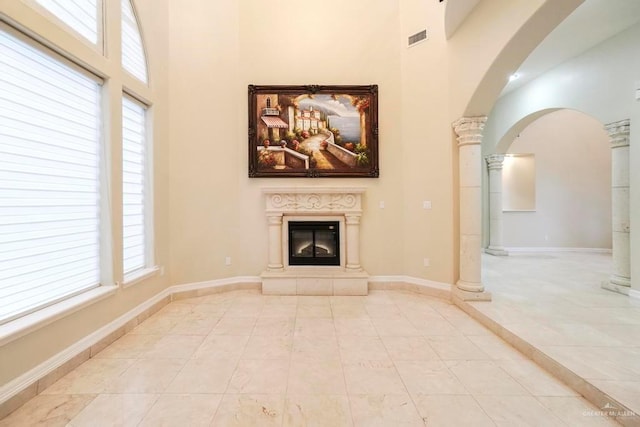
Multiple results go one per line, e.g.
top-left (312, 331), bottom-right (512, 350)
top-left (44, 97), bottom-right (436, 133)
top-left (267, 213), bottom-right (284, 271)
top-left (602, 119), bottom-right (631, 294)
top-left (485, 154), bottom-right (508, 256)
top-left (345, 214), bottom-right (362, 271)
top-left (453, 117), bottom-right (491, 301)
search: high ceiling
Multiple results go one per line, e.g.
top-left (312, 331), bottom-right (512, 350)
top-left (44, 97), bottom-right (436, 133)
top-left (499, 0), bottom-right (640, 95)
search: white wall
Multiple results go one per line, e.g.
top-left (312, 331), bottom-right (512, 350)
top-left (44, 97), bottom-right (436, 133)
top-left (398, 0), bottom-right (456, 280)
top-left (167, 0), bottom-right (463, 285)
top-left (168, 0), bottom-right (408, 283)
top-left (502, 110), bottom-right (611, 249)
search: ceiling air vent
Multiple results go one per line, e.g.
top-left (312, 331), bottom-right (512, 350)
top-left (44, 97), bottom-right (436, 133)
top-left (408, 29), bottom-right (427, 47)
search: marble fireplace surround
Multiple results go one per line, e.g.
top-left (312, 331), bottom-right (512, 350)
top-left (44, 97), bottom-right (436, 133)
top-left (260, 187), bottom-right (369, 295)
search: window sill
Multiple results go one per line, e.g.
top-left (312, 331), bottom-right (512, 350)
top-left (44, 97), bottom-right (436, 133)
top-left (0, 286), bottom-right (118, 347)
top-left (122, 266), bottom-right (160, 289)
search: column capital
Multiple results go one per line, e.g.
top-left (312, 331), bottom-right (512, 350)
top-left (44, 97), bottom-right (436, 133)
top-left (345, 214), bottom-right (361, 225)
top-left (266, 213), bottom-right (283, 225)
top-left (605, 119), bottom-right (630, 148)
top-left (485, 154), bottom-right (505, 170)
top-left (452, 116), bottom-right (487, 147)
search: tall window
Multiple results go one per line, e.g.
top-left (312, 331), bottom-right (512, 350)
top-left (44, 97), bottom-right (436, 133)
top-left (121, 0), bottom-right (152, 279)
top-left (1, 0), bottom-right (154, 326)
top-left (34, 0), bottom-right (101, 45)
top-left (121, 0), bottom-right (148, 83)
top-left (122, 96), bottom-right (147, 276)
top-left (0, 27), bottom-right (102, 324)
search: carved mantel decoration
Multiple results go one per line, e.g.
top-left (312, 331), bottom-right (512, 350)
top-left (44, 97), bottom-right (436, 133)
top-left (261, 187), bottom-right (368, 296)
top-left (265, 190), bottom-right (362, 216)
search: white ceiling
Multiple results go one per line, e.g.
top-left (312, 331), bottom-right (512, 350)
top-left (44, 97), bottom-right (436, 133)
top-left (500, 0), bottom-right (640, 96)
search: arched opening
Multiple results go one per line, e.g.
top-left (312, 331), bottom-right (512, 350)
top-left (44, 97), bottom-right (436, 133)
top-left (475, 5), bottom-right (639, 300)
top-left (448, 0), bottom-right (584, 119)
top-left (485, 109), bottom-right (611, 256)
top-left (451, 0), bottom-right (639, 303)
top-left (459, 2), bottom-right (638, 414)
top-left (494, 109), bottom-right (561, 154)
top-left (448, 0), bottom-right (585, 301)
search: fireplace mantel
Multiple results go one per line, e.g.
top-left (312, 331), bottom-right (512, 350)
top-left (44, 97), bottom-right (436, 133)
top-left (261, 187), bottom-right (369, 295)
top-left (263, 187), bottom-right (365, 216)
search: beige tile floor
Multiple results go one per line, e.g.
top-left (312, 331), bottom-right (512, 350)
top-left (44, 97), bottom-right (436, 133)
top-left (0, 289), bottom-right (618, 426)
top-left (482, 251), bottom-right (640, 424)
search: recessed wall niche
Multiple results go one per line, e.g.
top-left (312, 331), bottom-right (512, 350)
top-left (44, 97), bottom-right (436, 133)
top-left (503, 153), bottom-right (536, 211)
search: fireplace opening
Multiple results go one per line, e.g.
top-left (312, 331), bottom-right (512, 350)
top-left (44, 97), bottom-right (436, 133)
top-left (288, 221), bottom-right (340, 266)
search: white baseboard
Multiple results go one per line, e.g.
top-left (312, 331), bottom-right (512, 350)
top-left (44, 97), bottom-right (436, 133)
top-left (629, 288), bottom-right (640, 300)
top-left (504, 247), bottom-right (612, 254)
top-left (369, 275), bottom-right (452, 291)
top-left (168, 276), bottom-right (262, 294)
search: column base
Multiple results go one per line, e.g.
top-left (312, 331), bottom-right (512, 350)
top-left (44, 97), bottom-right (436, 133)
top-left (453, 285), bottom-right (492, 301)
top-left (456, 279), bottom-right (484, 293)
top-left (485, 247), bottom-right (508, 256)
top-left (602, 275), bottom-right (631, 296)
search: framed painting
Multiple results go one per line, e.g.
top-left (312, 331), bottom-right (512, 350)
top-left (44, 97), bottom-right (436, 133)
top-left (248, 84), bottom-right (379, 178)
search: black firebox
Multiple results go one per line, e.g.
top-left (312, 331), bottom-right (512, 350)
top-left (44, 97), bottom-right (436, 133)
top-left (288, 221), bottom-right (340, 266)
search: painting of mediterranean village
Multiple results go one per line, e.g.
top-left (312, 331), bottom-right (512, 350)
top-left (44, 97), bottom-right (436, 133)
top-left (248, 85), bottom-right (378, 177)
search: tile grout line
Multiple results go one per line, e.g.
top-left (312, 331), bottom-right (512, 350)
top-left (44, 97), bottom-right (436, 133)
top-left (204, 291), bottom-right (246, 424)
top-left (329, 297), bottom-right (356, 427)
top-left (281, 297), bottom-right (299, 427)
top-left (375, 293), bottom-right (428, 424)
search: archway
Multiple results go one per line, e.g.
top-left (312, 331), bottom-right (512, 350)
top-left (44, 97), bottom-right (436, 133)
top-left (447, 0), bottom-right (584, 300)
top-left (484, 109), bottom-right (611, 260)
top-left (494, 109), bottom-right (561, 154)
top-left (480, 23), bottom-right (638, 295)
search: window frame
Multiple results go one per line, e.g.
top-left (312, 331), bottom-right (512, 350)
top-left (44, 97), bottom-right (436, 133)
top-left (120, 0), bottom-right (149, 85)
top-left (121, 93), bottom-right (155, 285)
top-left (27, 0), bottom-right (104, 52)
top-left (0, 0), bottom-right (157, 340)
top-left (0, 22), bottom-right (110, 325)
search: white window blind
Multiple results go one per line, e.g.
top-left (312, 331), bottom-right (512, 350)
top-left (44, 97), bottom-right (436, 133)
top-left (35, 0), bottom-right (100, 45)
top-left (121, 0), bottom-right (148, 83)
top-left (122, 96), bottom-right (146, 276)
top-left (0, 28), bottom-right (102, 324)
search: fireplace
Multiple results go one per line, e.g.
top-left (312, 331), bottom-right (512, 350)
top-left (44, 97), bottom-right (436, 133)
top-left (288, 221), bottom-right (340, 266)
top-left (261, 187), bottom-right (368, 295)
